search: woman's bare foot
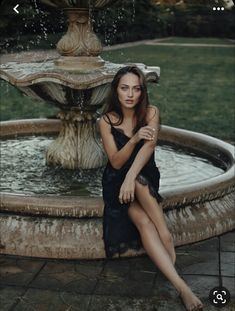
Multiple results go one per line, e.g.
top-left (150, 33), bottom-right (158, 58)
top-left (179, 286), bottom-right (203, 310)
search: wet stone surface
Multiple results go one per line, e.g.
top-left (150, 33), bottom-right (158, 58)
top-left (221, 252), bottom-right (235, 277)
top-left (220, 232), bottom-right (235, 252)
top-left (0, 286), bottom-right (26, 311)
top-left (175, 250), bottom-right (219, 275)
top-left (0, 231), bottom-right (234, 310)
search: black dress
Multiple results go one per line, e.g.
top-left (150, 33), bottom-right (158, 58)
top-left (102, 115), bottom-right (162, 258)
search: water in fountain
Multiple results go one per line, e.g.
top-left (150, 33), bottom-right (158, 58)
top-left (0, 134), bottom-right (225, 196)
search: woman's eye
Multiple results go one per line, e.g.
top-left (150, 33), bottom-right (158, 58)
top-left (120, 86), bottom-right (141, 91)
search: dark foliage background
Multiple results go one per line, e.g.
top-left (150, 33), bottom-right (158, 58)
top-left (0, 0), bottom-right (234, 53)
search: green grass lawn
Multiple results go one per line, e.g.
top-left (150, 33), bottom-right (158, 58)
top-left (159, 37), bottom-right (234, 44)
top-left (0, 82), bottom-right (58, 120)
top-left (1, 40), bottom-right (234, 142)
top-left (102, 44), bottom-right (235, 142)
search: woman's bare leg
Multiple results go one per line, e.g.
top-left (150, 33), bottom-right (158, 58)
top-left (128, 200), bottom-right (203, 311)
top-left (135, 181), bottom-right (176, 264)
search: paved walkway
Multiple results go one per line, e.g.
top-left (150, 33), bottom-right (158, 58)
top-left (103, 37), bottom-right (235, 51)
top-left (0, 231), bottom-right (234, 310)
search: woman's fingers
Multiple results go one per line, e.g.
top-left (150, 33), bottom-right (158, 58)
top-left (140, 127), bottom-right (155, 140)
top-left (135, 126), bottom-right (156, 142)
top-left (145, 127), bottom-right (155, 137)
top-left (123, 191), bottom-right (131, 203)
top-left (119, 190), bottom-right (134, 204)
top-left (118, 189), bottom-right (123, 203)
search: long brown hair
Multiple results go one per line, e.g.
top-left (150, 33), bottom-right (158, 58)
top-left (103, 66), bottom-right (150, 134)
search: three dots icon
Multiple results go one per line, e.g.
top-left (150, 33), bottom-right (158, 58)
top-left (213, 7), bottom-right (225, 10)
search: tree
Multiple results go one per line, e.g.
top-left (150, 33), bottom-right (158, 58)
top-left (94, 0), bottom-right (161, 44)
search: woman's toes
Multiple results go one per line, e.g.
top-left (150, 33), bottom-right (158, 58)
top-left (179, 287), bottom-right (203, 311)
top-left (193, 302), bottom-right (203, 310)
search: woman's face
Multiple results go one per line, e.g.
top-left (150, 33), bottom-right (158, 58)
top-left (117, 72), bottom-right (142, 110)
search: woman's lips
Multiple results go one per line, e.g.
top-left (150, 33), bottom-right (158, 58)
top-left (126, 100), bottom-right (134, 103)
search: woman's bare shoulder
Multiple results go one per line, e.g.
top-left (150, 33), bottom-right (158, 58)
top-left (101, 111), bottom-right (119, 123)
top-left (107, 111), bottom-right (120, 122)
top-left (146, 105), bottom-right (159, 122)
top-left (99, 111), bottom-right (119, 127)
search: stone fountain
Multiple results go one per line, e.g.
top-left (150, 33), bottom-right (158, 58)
top-left (0, 0), bottom-right (159, 170)
top-left (0, 0), bottom-right (234, 259)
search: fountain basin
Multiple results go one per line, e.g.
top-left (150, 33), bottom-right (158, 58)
top-left (0, 119), bottom-right (234, 259)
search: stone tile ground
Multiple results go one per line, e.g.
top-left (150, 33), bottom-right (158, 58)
top-left (0, 231), bottom-right (234, 311)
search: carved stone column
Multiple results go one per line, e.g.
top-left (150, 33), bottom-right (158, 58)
top-left (46, 110), bottom-right (106, 169)
top-left (54, 9), bottom-right (105, 71)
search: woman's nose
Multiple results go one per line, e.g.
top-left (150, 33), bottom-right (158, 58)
top-left (128, 89), bottom-right (133, 97)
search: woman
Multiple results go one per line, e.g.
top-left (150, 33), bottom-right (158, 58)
top-left (99, 66), bottom-right (203, 311)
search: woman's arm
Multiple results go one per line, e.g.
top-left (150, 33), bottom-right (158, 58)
top-left (118, 106), bottom-right (160, 204)
top-left (99, 114), bottom-right (155, 169)
top-left (99, 116), bottom-right (137, 169)
top-left (127, 106), bottom-right (159, 178)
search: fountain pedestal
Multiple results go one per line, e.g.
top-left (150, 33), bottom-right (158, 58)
top-left (54, 8), bottom-right (105, 71)
top-left (46, 110), bottom-right (106, 169)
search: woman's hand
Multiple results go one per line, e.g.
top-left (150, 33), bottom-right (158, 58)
top-left (130, 126), bottom-right (155, 144)
top-left (119, 174), bottom-right (135, 204)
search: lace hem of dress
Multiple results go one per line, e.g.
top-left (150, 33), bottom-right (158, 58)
top-left (136, 174), bottom-right (158, 198)
top-left (136, 174), bottom-right (163, 203)
top-left (105, 239), bottom-right (142, 258)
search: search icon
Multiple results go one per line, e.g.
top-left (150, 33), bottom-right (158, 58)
top-left (209, 286), bottom-right (230, 308)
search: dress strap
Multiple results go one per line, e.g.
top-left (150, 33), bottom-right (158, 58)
top-left (103, 113), bottom-right (113, 127)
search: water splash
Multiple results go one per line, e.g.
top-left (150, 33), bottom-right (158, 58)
top-left (33, 0), bottom-right (40, 14)
top-left (93, 1), bottom-right (136, 47)
top-left (131, 0), bottom-right (136, 22)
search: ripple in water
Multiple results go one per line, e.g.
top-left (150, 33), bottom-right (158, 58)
top-left (0, 135), bottom-right (225, 196)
